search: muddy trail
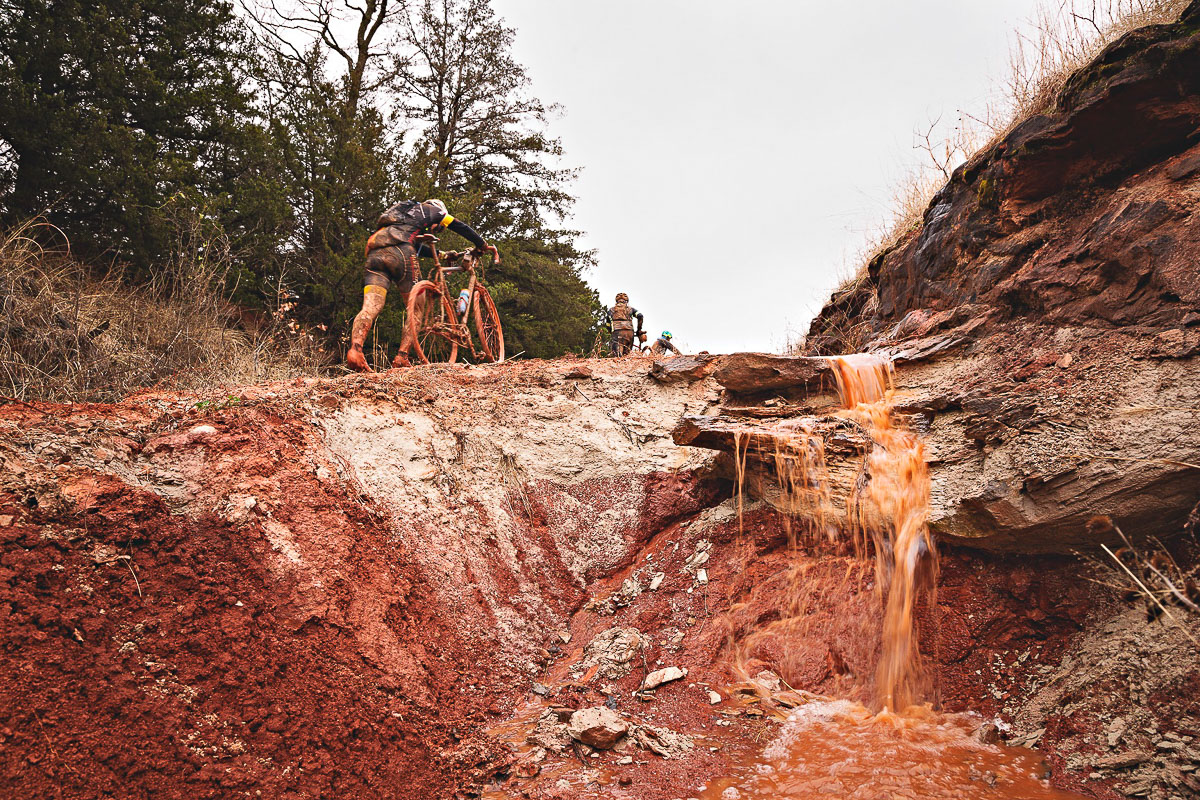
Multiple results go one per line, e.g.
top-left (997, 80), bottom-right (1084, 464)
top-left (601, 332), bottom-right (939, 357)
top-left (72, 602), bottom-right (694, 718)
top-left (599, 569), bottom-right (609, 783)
top-left (5, 5), bottom-right (1200, 800)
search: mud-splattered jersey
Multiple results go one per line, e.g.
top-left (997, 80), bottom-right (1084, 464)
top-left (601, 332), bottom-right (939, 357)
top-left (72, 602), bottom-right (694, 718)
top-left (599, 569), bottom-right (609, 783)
top-left (650, 337), bottom-right (680, 355)
top-left (365, 200), bottom-right (484, 254)
top-left (606, 302), bottom-right (643, 332)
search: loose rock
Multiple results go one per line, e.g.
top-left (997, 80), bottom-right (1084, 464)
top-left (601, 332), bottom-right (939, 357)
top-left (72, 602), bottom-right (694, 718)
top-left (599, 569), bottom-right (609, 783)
top-left (649, 353), bottom-right (719, 383)
top-left (642, 666), bottom-right (687, 691)
top-left (566, 707), bottom-right (628, 750)
top-left (630, 724), bottom-right (695, 758)
top-left (572, 628), bottom-right (643, 680)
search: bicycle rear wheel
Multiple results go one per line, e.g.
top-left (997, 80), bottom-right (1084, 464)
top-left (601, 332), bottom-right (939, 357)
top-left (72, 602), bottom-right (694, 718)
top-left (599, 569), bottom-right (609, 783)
top-left (472, 284), bottom-right (504, 362)
top-left (407, 281), bottom-right (459, 364)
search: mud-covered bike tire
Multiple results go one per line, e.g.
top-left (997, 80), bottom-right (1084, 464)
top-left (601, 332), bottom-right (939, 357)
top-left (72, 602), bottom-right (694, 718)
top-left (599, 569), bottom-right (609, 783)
top-left (407, 281), bottom-right (459, 364)
top-left (472, 284), bottom-right (504, 363)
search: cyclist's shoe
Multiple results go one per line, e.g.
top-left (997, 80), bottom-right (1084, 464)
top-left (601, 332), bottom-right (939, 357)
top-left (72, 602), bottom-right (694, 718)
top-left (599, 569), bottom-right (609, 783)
top-left (347, 346), bottom-right (372, 373)
top-left (390, 352), bottom-right (412, 370)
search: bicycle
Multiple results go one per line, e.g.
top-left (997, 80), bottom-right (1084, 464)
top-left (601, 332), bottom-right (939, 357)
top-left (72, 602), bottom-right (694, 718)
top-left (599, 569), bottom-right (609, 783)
top-left (405, 234), bottom-right (505, 364)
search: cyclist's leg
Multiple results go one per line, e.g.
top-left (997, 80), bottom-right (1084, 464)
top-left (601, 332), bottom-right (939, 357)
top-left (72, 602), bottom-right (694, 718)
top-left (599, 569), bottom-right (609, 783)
top-left (617, 330), bottom-right (634, 356)
top-left (393, 244), bottom-right (421, 367)
top-left (349, 251), bottom-right (398, 372)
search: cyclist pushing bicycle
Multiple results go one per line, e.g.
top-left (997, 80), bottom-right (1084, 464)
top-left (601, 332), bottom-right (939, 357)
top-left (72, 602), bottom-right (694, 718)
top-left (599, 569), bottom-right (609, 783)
top-left (347, 198), bottom-right (496, 372)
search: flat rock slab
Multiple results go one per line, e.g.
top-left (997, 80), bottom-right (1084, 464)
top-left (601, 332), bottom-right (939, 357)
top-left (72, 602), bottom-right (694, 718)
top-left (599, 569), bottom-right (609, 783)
top-left (649, 353), bottom-right (719, 383)
top-left (672, 415), bottom-right (870, 460)
top-left (712, 353), bottom-right (831, 393)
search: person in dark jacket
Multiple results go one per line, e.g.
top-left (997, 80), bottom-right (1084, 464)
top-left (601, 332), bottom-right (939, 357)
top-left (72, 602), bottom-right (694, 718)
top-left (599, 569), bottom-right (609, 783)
top-left (347, 199), bottom-right (490, 371)
top-left (604, 293), bottom-right (643, 357)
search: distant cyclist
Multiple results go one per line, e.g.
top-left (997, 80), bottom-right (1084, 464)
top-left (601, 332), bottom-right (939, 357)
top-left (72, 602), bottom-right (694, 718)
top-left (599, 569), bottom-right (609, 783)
top-left (605, 293), bottom-right (643, 357)
top-left (650, 331), bottom-right (681, 356)
top-left (347, 199), bottom-right (491, 371)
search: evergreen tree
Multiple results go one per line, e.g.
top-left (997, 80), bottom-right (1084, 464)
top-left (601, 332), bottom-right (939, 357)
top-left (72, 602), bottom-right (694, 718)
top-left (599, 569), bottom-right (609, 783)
top-left (243, 0), bottom-right (403, 334)
top-left (0, 0), bottom-right (270, 270)
top-left (1, 0), bottom-right (603, 362)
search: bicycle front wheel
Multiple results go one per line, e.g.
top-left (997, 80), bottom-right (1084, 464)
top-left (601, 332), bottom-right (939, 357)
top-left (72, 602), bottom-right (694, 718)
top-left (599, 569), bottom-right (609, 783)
top-left (407, 281), bottom-right (459, 364)
top-left (472, 284), bottom-right (505, 363)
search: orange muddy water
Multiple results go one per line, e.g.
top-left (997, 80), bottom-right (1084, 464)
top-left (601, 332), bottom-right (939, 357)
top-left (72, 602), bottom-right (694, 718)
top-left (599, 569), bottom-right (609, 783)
top-left (700, 699), bottom-right (1087, 800)
top-left (706, 357), bottom-right (1087, 800)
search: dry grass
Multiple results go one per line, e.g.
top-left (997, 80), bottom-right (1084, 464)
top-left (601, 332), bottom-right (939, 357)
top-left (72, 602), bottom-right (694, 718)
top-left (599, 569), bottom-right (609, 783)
top-left (1004, 0), bottom-right (1192, 124)
top-left (0, 219), bottom-right (330, 403)
top-left (1083, 515), bottom-right (1200, 648)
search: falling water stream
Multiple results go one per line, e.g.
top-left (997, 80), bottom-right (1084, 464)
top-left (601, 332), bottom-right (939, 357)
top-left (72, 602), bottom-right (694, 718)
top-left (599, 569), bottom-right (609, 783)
top-left (703, 354), bottom-right (1088, 800)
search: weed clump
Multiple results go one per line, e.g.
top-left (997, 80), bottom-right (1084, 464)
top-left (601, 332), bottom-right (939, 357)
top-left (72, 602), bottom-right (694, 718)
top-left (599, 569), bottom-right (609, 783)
top-left (0, 220), bottom-right (329, 403)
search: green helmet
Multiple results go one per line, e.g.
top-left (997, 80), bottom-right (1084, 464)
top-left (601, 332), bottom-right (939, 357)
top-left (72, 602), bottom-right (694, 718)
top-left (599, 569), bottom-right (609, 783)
top-left (662, 331), bottom-right (672, 339)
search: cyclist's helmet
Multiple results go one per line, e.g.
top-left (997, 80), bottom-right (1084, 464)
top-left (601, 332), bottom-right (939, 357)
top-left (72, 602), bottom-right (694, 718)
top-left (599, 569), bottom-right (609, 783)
top-left (426, 199), bottom-right (448, 214)
top-left (662, 331), bottom-right (672, 339)
top-left (615, 292), bottom-right (629, 303)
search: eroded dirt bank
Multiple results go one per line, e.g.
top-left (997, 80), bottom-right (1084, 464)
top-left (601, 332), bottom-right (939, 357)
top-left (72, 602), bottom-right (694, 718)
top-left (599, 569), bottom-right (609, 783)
top-left (0, 360), bottom-right (720, 798)
top-left (1, 354), bottom-right (1195, 799)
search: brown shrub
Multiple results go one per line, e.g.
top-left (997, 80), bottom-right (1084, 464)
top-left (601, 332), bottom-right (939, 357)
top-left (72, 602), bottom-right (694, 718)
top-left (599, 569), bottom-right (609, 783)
top-left (0, 220), bottom-right (330, 403)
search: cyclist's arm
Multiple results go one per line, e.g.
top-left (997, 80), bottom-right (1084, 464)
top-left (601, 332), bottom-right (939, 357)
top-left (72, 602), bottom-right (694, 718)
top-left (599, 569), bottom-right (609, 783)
top-left (443, 217), bottom-right (487, 250)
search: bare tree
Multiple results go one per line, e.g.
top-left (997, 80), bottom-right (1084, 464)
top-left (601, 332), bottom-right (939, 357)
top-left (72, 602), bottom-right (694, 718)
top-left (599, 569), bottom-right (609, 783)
top-left (395, 0), bottom-right (575, 225)
top-left (242, 0), bottom-right (404, 116)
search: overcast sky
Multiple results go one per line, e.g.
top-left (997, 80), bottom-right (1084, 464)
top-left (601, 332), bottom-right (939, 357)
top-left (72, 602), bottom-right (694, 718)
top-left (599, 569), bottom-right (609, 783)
top-left (490, 0), bottom-right (1047, 354)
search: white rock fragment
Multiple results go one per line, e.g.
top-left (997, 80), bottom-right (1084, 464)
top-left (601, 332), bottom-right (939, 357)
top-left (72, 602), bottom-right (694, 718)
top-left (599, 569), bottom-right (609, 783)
top-left (649, 572), bottom-right (665, 591)
top-left (572, 628), bottom-right (642, 680)
top-left (189, 425), bottom-right (218, 436)
top-left (753, 670), bottom-right (782, 693)
top-left (630, 724), bottom-right (694, 758)
top-left (642, 666), bottom-right (687, 691)
top-left (708, 690), bottom-right (722, 705)
top-left (696, 568), bottom-right (709, 586)
top-left (683, 540), bottom-right (713, 573)
top-left (613, 576), bottom-right (642, 607)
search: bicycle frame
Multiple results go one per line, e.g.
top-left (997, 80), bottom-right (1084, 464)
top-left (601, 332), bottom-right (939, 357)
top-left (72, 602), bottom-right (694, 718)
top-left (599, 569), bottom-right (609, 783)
top-left (411, 234), bottom-right (501, 361)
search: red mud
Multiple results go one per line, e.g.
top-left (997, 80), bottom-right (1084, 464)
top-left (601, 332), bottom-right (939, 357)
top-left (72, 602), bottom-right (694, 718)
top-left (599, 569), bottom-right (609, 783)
top-left (0, 365), bottom-right (731, 799)
top-left (0, 408), bottom-right (494, 799)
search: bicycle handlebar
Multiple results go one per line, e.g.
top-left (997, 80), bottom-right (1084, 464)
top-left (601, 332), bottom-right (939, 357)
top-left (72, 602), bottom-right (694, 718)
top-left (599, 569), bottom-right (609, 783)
top-left (409, 234), bottom-right (498, 264)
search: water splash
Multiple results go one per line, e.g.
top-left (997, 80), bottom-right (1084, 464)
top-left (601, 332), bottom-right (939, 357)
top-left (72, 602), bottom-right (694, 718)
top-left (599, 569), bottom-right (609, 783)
top-left (707, 355), bottom-right (1088, 799)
